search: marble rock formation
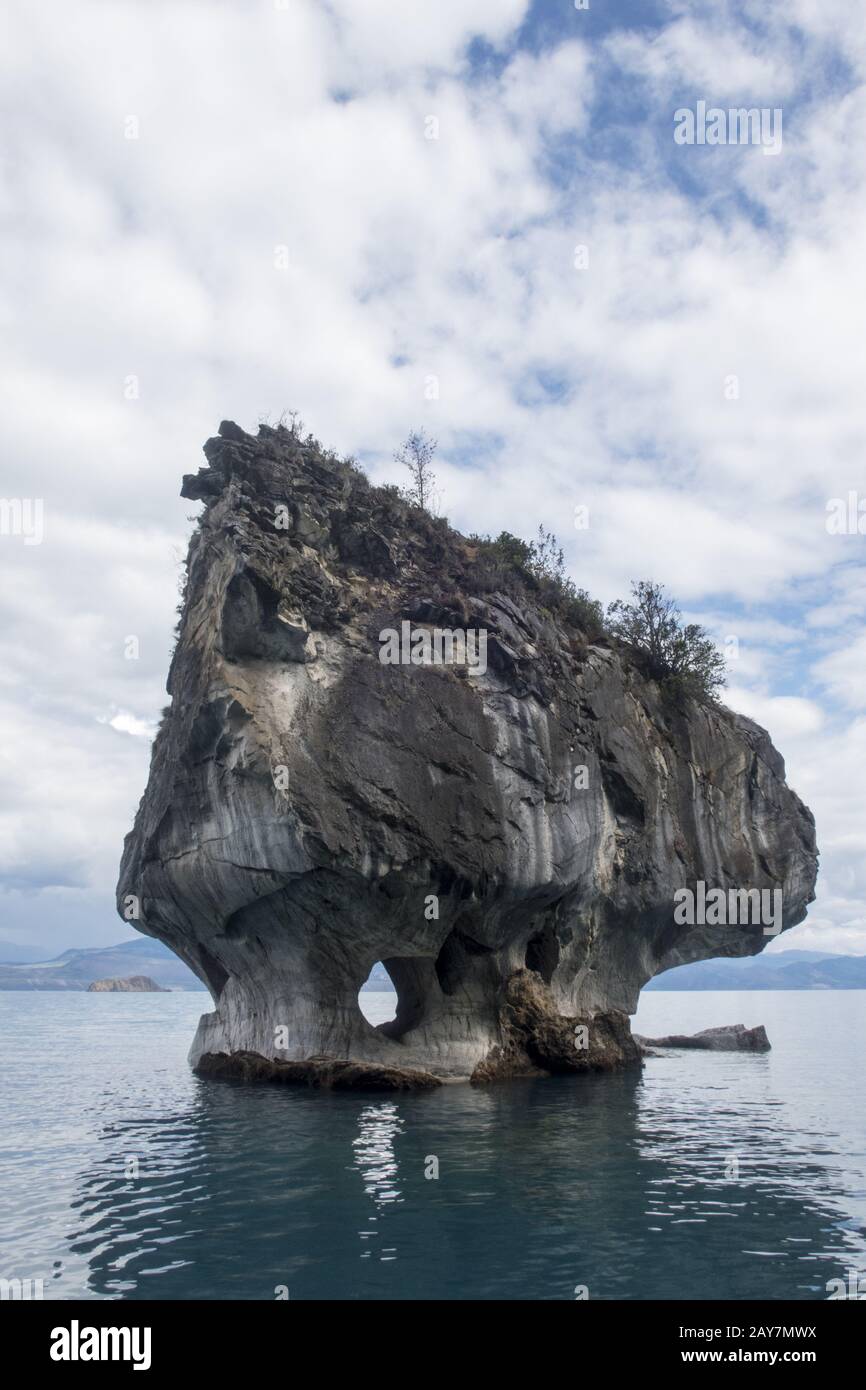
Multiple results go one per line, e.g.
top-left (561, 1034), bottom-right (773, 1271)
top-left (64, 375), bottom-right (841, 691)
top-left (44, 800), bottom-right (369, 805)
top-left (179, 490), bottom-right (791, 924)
top-left (117, 421), bottom-right (818, 1087)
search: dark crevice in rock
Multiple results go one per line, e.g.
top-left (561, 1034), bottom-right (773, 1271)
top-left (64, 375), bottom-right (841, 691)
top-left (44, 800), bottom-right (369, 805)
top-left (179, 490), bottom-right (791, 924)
top-left (435, 927), bottom-right (494, 996)
top-left (378, 956), bottom-right (436, 1040)
top-left (196, 944), bottom-right (230, 1000)
top-left (222, 570), bottom-right (313, 663)
top-left (525, 921), bottom-right (560, 984)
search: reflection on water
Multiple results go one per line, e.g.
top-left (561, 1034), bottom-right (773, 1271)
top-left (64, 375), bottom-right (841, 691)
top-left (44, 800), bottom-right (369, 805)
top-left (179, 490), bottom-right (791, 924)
top-left (353, 1103), bottom-right (404, 1264)
top-left (0, 991), bottom-right (864, 1300)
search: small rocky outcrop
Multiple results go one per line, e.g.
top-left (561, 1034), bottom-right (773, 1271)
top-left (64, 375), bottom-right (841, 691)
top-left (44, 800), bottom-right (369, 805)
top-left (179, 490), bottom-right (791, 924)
top-left (117, 420), bottom-right (818, 1086)
top-left (87, 975), bottom-right (168, 993)
top-left (634, 1023), bottom-right (771, 1052)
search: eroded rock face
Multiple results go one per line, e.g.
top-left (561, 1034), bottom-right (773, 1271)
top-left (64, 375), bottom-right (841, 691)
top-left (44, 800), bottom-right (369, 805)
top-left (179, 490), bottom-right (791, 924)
top-left (117, 421), bottom-right (818, 1082)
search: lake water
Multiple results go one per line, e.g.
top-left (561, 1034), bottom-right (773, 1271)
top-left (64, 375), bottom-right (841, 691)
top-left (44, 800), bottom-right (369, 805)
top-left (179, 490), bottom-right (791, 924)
top-left (1, 990), bottom-right (863, 1301)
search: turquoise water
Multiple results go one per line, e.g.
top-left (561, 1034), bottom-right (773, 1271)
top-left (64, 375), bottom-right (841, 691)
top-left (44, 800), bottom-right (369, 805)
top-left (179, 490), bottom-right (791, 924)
top-left (1, 990), bottom-right (863, 1301)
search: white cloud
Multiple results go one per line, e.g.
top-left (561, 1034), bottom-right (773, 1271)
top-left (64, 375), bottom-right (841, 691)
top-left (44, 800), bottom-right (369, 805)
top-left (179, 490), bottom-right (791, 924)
top-left (814, 633), bottom-right (866, 709)
top-left (105, 712), bottom-right (158, 739)
top-left (725, 690), bottom-right (824, 741)
top-left (320, 0), bottom-right (530, 78)
top-left (606, 15), bottom-right (796, 97)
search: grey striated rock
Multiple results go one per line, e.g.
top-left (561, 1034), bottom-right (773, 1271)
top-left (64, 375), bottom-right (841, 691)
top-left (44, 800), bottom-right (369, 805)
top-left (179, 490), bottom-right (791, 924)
top-left (117, 420), bottom-right (818, 1085)
top-left (634, 1023), bottom-right (771, 1052)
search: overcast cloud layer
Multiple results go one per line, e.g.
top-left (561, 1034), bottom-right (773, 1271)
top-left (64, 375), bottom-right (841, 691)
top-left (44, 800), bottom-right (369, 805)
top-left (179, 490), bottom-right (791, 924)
top-left (1, 0), bottom-right (865, 956)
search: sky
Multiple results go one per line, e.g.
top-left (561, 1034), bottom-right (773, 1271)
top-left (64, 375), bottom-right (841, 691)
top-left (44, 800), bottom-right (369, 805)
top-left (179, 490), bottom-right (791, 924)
top-left (1, 0), bottom-right (864, 957)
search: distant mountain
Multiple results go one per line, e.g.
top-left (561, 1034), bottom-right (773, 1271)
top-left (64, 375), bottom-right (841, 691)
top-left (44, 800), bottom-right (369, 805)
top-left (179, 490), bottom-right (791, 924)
top-left (361, 963), bottom-right (396, 992)
top-left (0, 941), bottom-right (54, 963)
top-left (0, 937), bottom-right (207, 991)
top-left (88, 975), bottom-right (169, 993)
top-left (6, 944), bottom-right (861, 995)
top-left (645, 951), bottom-right (866, 991)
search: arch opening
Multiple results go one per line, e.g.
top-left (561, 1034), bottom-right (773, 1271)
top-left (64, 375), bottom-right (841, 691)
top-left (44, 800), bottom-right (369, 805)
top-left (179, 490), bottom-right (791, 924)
top-left (358, 961), bottom-right (397, 1026)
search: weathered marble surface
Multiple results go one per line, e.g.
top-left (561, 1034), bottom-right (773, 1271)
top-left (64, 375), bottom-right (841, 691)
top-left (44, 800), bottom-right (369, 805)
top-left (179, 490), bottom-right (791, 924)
top-left (117, 421), bottom-right (818, 1083)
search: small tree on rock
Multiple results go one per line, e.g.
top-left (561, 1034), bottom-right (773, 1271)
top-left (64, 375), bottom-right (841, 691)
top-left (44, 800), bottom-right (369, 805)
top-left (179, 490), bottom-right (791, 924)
top-left (528, 526), bottom-right (566, 584)
top-left (607, 580), bottom-right (726, 701)
top-left (395, 429), bottom-right (438, 512)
